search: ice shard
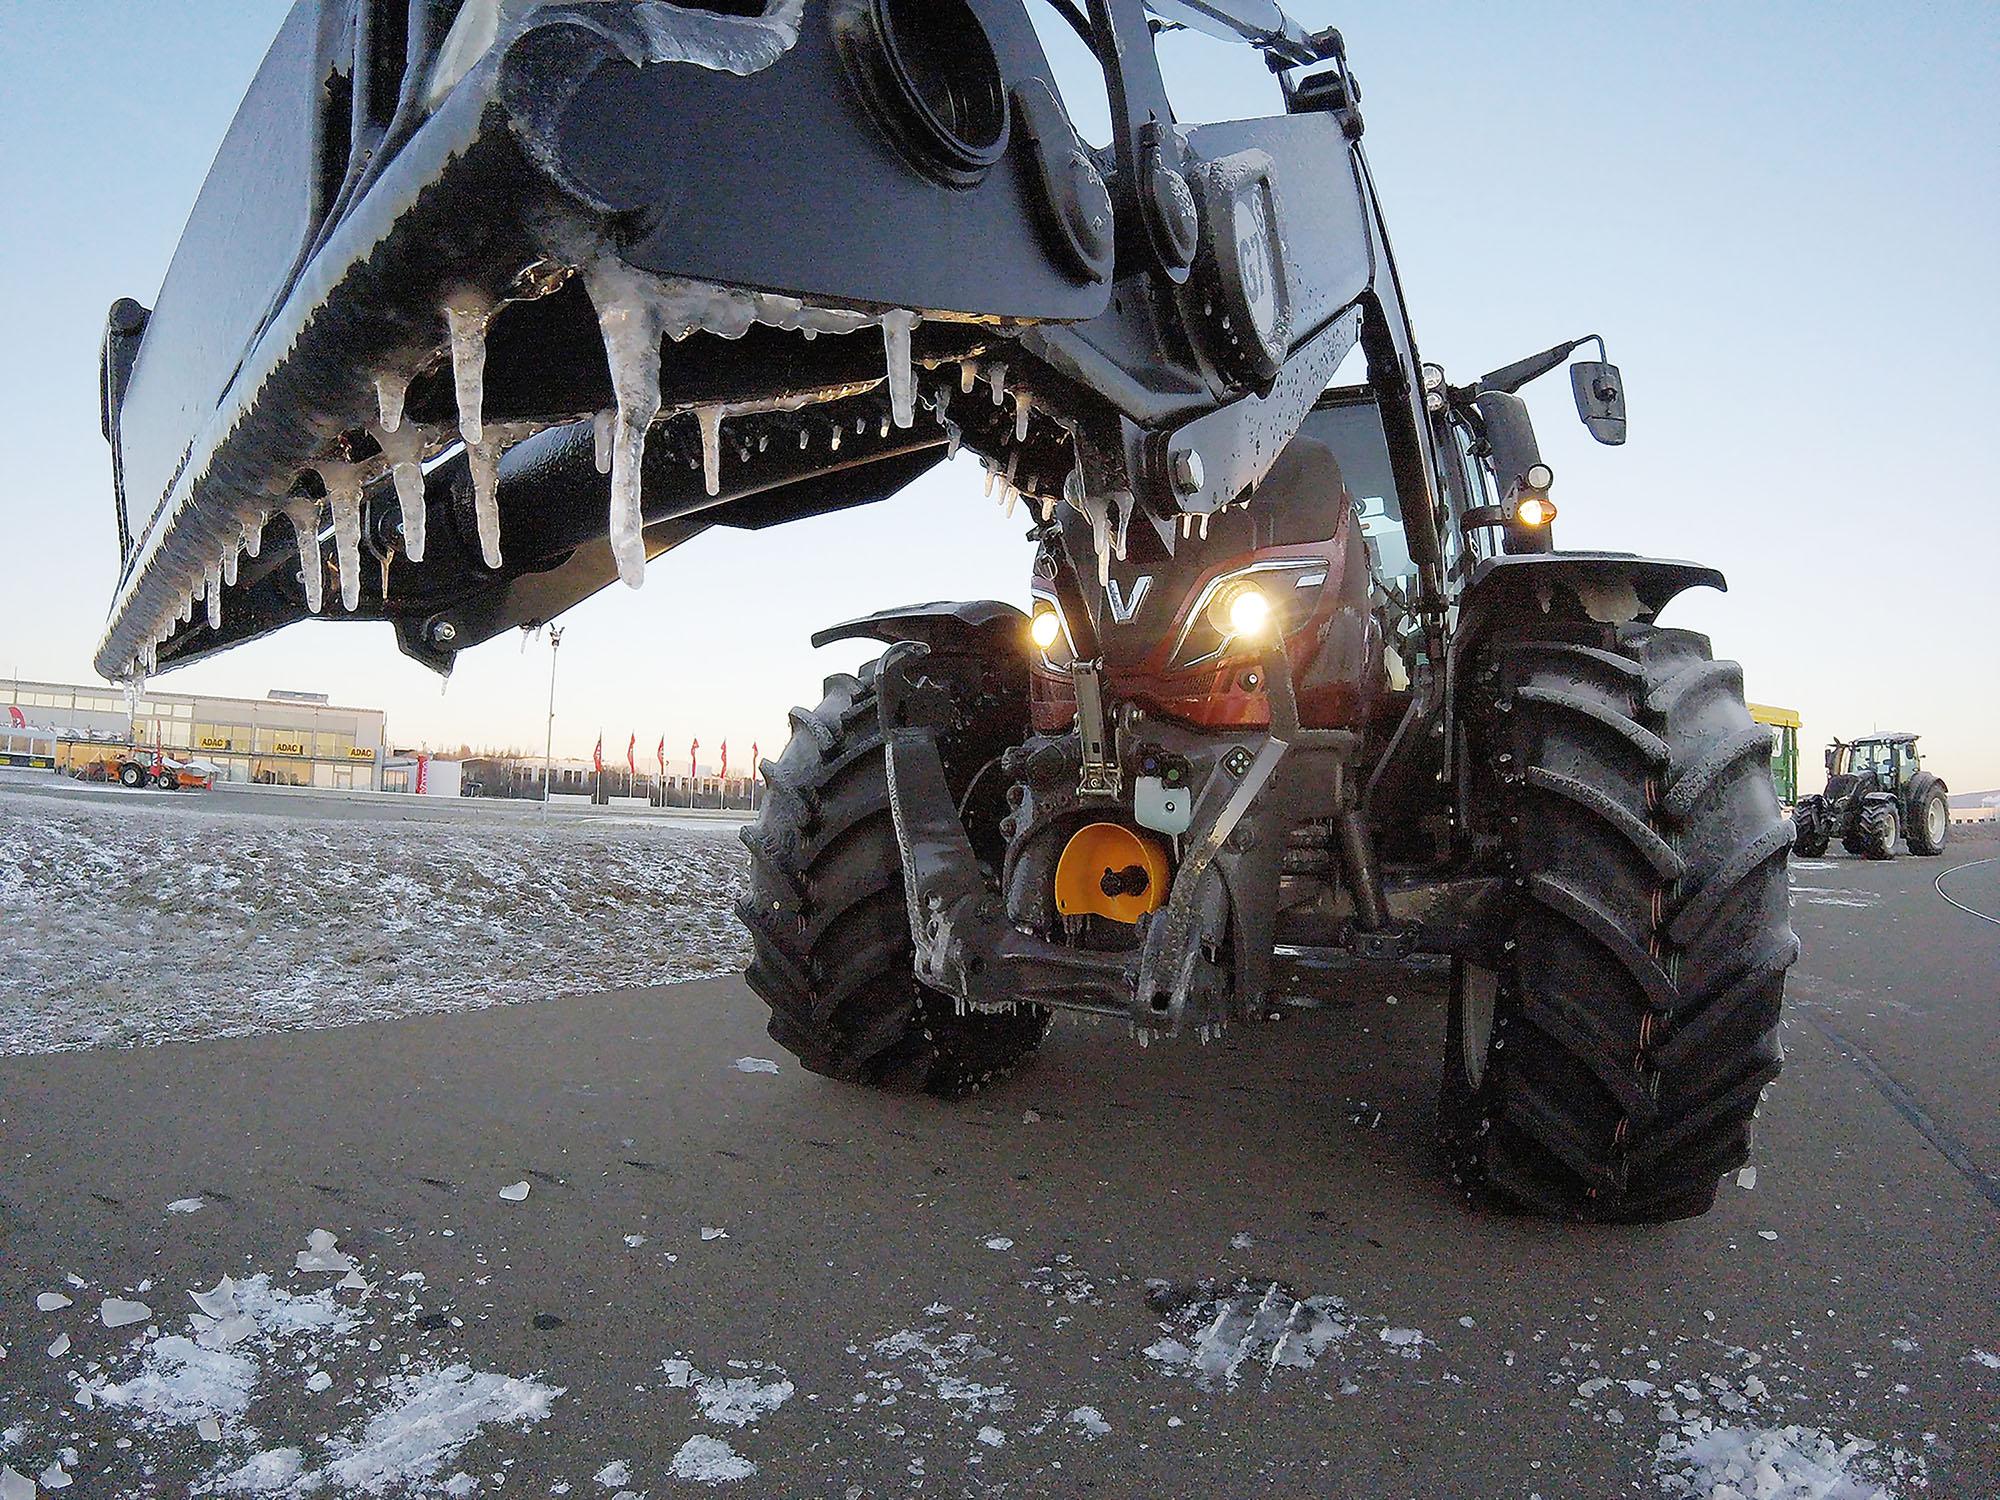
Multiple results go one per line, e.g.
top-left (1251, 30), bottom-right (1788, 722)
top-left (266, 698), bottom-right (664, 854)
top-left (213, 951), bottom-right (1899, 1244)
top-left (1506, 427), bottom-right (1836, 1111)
top-left (593, 409), bottom-right (616, 475)
top-left (1014, 391), bottom-right (1032, 443)
top-left (204, 559), bottom-right (223, 630)
top-left (696, 405), bottom-right (724, 498)
top-left (584, 259), bottom-right (668, 590)
top-left (881, 309), bottom-right (919, 428)
top-left (372, 420), bottom-right (429, 562)
top-left (375, 371), bottom-right (410, 434)
top-left (282, 498), bottom-right (324, 615)
top-left (444, 291), bottom-right (492, 446)
top-left (317, 462), bottom-right (365, 612)
top-left (466, 440), bottom-right (505, 569)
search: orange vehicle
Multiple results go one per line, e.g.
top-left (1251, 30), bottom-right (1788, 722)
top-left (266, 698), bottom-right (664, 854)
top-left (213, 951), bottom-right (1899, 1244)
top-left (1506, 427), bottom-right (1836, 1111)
top-left (90, 749), bottom-right (214, 791)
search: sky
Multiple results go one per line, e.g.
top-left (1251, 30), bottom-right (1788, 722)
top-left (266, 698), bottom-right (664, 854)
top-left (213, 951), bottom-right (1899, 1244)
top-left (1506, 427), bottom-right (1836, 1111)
top-left (1, 3), bottom-right (1995, 786)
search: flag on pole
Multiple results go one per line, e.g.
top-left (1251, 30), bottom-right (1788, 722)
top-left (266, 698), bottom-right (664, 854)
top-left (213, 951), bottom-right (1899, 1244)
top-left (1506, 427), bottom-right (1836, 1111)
top-left (720, 740), bottom-right (728, 782)
top-left (656, 735), bottom-right (666, 774)
top-left (592, 734), bottom-right (604, 775)
top-left (689, 738), bottom-right (699, 781)
top-left (7, 704), bottom-right (23, 728)
top-left (626, 734), bottom-right (637, 776)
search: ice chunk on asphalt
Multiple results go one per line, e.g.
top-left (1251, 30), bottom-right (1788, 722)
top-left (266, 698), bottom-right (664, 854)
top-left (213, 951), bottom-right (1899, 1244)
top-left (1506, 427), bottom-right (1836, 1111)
top-left (47, 1333), bottom-right (70, 1358)
top-left (38, 1463), bottom-right (69, 1491)
top-left (977, 1426), bottom-right (1005, 1448)
top-left (197, 1417), bottom-right (223, 1442)
top-left (881, 309), bottom-right (919, 428)
top-left (596, 1459), bottom-right (633, 1486)
top-left (305, 1371), bottom-right (333, 1393)
top-left (166, 1197), bottom-right (204, 1214)
top-left (700, 1227), bottom-right (727, 1241)
top-left (35, 1292), bottom-right (71, 1311)
top-left (732, 1057), bottom-right (780, 1074)
top-left (984, 1238), bottom-right (1014, 1251)
top-left (1737, 1166), bottom-right (1757, 1189)
top-left (1378, 1327), bottom-right (1425, 1357)
top-left (100, 1297), bottom-right (152, 1329)
top-left (444, 292), bottom-right (492, 446)
top-left (190, 1278), bottom-right (240, 1320)
top-left (1068, 1407), bottom-right (1110, 1437)
top-left (466, 440), bottom-right (504, 569)
top-left (372, 418), bottom-right (429, 562)
top-left (338, 1270), bottom-right (370, 1292)
top-left (669, 1435), bottom-right (755, 1483)
top-left (282, 499), bottom-right (324, 615)
top-left (499, 1182), bottom-right (531, 1203)
top-left (0, 1469), bottom-right (28, 1500)
top-left (297, 1229), bottom-right (355, 1275)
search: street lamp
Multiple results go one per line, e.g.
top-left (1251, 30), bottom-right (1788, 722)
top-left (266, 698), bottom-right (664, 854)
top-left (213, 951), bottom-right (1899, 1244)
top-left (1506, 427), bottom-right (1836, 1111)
top-left (541, 626), bottom-right (564, 818)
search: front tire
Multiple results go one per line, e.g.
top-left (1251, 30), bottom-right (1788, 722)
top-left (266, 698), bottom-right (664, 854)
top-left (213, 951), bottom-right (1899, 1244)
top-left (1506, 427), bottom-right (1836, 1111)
top-left (118, 763), bottom-right (146, 788)
top-left (737, 658), bottom-right (1048, 1098)
top-left (1790, 802), bottom-right (1830, 858)
top-left (1855, 800), bottom-right (1898, 859)
top-left (1442, 622), bottom-right (1797, 1222)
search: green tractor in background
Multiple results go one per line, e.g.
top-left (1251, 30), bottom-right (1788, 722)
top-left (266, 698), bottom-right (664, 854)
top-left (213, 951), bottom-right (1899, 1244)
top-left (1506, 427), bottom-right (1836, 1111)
top-left (1792, 734), bottom-right (1949, 859)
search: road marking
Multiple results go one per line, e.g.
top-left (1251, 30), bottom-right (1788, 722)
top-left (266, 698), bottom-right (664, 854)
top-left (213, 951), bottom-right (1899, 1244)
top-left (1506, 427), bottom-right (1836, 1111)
top-left (1807, 1015), bottom-right (2000, 1215)
top-left (1934, 855), bottom-right (2000, 927)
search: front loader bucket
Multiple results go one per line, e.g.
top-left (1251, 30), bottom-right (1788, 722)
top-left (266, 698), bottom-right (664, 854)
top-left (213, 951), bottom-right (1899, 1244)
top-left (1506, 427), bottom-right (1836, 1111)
top-left (97, 0), bottom-right (1113, 678)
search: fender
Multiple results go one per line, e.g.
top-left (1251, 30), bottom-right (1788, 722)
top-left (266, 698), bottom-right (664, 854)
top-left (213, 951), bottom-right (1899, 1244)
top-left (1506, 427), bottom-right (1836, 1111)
top-left (1454, 553), bottom-right (1726, 651)
top-left (811, 599), bottom-right (1028, 656)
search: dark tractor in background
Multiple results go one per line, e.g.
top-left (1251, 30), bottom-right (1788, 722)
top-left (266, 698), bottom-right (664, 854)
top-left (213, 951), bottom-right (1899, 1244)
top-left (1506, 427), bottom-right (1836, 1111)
top-left (98, 0), bottom-right (1795, 1222)
top-left (1792, 733), bottom-right (1949, 859)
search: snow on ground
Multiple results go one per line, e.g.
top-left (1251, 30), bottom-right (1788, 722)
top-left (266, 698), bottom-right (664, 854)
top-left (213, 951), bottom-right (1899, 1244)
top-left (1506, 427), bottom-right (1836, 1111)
top-left (2, 1236), bottom-right (559, 1494)
top-left (0, 786), bottom-right (749, 1055)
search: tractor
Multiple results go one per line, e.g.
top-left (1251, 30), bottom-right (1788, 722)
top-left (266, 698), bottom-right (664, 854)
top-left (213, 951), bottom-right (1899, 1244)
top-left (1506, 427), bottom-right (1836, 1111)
top-left (1792, 733), bottom-right (1948, 859)
top-left (94, 0), bottom-right (1795, 1221)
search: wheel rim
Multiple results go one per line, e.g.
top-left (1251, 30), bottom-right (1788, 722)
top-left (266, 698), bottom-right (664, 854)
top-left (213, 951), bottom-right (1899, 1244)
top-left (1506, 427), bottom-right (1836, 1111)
top-left (1927, 796), bottom-right (1946, 845)
top-left (1460, 962), bottom-right (1499, 1088)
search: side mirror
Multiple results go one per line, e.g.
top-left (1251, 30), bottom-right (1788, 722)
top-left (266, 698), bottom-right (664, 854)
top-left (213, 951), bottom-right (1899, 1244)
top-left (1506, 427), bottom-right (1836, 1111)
top-left (1570, 360), bottom-right (1626, 445)
top-left (1824, 747), bottom-right (1836, 772)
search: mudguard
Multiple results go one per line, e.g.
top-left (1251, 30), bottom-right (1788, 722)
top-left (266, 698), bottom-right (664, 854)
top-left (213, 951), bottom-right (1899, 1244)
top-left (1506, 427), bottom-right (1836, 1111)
top-left (811, 599), bottom-right (1028, 656)
top-left (1454, 553), bottom-right (1726, 645)
top-left (95, 0), bottom-right (1377, 682)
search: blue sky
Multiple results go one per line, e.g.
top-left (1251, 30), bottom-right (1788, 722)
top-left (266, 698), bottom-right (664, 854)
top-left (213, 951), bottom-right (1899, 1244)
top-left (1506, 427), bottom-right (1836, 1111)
top-left (1, 3), bottom-right (1995, 786)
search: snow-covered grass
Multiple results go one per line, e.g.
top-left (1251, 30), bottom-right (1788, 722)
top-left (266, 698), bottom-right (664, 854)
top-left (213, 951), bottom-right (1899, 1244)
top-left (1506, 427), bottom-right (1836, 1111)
top-left (0, 786), bottom-right (749, 1054)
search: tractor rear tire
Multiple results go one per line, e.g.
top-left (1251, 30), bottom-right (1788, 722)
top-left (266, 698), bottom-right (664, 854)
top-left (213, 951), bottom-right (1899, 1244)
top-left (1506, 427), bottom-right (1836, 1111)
top-left (1856, 801), bottom-right (1898, 860)
top-left (1790, 805), bottom-right (1829, 858)
top-left (1441, 622), bottom-right (1796, 1222)
top-left (1906, 787), bottom-right (1949, 856)
top-left (118, 762), bottom-right (146, 789)
top-left (737, 659), bottom-right (1049, 1098)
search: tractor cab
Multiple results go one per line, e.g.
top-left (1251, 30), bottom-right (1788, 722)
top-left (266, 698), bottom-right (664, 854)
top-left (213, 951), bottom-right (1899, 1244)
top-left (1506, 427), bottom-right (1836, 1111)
top-left (1826, 733), bottom-right (1920, 794)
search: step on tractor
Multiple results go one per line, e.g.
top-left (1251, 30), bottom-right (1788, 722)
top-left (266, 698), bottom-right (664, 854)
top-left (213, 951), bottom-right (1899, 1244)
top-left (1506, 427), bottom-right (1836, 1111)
top-left (1791, 734), bottom-right (1948, 860)
top-left (96, 0), bottom-right (1796, 1221)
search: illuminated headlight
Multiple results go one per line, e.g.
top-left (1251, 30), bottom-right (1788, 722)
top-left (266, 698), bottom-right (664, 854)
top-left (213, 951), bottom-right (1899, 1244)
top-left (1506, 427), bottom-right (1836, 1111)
top-left (1515, 495), bottom-right (1557, 528)
top-left (1169, 562), bottom-right (1321, 671)
top-left (1029, 591), bottom-right (1075, 669)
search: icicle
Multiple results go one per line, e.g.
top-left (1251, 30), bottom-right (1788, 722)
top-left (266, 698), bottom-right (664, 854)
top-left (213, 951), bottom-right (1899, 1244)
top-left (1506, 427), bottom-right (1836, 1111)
top-left (1199, 512), bottom-right (1210, 539)
top-left (372, 420), bottom-right (429, 562)
top-left (241, 509), bottom-right (265, 559)
top-left (798, 429), bottom-right (810, 450)
top-left (945, 423), bottom-right (962, 461)
top-left (204, 559), bottom-right (222, 630)
top-left (830, 425), bottom-right (842, 452)
top-left (1014, 391), bottom-right (1032, 443)
top-left (1003, 485), bottom-right (1018, 519)
top-left (221, 540), bottom-right (240, 588)
top-left (375, 371), bottom-right (410, 434)
top-left (592, 409), bottom-right (615, 475)
top-left (444, 291), bottom-right (492, 446)
top-left (283, 498), bottom-right (324, 614)
top-left (757, 432), bottom-right (769, 454)
top-left (987, 362), bottom-right (1007, 405)
top-left (935, 383), bottom-right (952, 420)
top-left (984, 465), bottom-right (997, 498)
top-left (466, 441), bottom-right (505, 569)
top-left (696, 406), bottom-right (724, 497)
top-left (1040, 496), bottom-right (1057, 522)
top-left (583, 259), bottom-right (669, 590)
top-left (881, 309), bottom-right (918, 428)
top-left (315, 462), bottom-right (365, 612)
top-left (960, 361), bottom-right (978, 394)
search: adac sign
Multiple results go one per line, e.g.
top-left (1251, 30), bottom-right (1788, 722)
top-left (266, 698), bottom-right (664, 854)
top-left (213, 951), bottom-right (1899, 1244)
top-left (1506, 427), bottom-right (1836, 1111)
top-left (272, 738), bottom-right (306, 756)
top-left (198, 734), bottom-right (231, 750)
top-left (347, 746), bottom-right (375, 760)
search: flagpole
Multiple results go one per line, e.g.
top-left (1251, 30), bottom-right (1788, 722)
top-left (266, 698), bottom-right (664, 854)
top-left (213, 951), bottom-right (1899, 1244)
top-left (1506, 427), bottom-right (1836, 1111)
top-left (541, 627), bottom-right (563, 821)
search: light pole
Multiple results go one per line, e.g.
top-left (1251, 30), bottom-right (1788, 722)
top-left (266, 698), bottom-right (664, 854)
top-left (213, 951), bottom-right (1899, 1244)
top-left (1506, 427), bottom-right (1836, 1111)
top-left (541, 626), bottom-right (564, 818)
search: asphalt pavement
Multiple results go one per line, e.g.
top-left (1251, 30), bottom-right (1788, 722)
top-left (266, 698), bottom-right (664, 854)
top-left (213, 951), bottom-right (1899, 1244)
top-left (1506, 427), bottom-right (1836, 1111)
top-left (0, 847), bottom-right (1995, 1497)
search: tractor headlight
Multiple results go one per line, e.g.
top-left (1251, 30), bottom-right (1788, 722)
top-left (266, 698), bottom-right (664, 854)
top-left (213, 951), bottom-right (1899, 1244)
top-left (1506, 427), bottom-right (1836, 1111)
top-left (1029, 606), bottom-right (1062, 650)
top-left (1168, 561), bottom-right (1322, 671)
top-left (1029, 590), bottom-right (1075, 670)
top-left (1514, 495), bottom-right (1557, 528)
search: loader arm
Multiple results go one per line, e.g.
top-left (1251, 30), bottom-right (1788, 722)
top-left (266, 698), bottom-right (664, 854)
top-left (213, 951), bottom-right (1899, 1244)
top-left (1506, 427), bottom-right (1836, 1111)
top-left (97, 0), bottom-right (1447, 682)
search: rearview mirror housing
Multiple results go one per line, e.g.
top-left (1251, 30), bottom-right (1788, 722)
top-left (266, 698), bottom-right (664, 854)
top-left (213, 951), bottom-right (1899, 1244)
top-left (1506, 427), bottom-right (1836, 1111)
top-left (1570, 360), bottom-right (1626, 445)
top-left (1825, 747), bottom-right (1836, 772)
